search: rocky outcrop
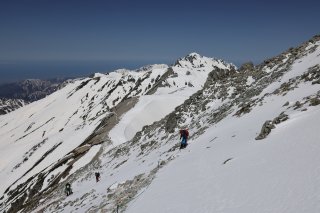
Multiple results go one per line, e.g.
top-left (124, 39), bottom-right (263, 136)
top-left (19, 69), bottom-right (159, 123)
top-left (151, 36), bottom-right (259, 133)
top-left (256, 113), bottom-right (289, 140)
top-left (74, 145), bottom-right (91, 155)
top-left (255, 120), bottom-right (275, 140)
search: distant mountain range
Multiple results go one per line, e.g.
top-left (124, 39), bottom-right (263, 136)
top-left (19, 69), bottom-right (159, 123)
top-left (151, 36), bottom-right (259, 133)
top-left (0, 78), bottom-right (69, 114)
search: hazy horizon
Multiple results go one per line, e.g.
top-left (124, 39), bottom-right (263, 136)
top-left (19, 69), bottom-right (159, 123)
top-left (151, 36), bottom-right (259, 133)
top-left (0, 59), bottom-right (172, 84)
top-left (0, 54), bottom-right (247, 85)
top-left (1, 0), bottom-right (319, 84)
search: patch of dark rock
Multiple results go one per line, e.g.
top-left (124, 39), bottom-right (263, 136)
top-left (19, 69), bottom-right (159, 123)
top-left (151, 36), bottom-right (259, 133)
top-left (223, 158), bottom-right (233, 165)
top-left (122, 72), bottom-right (152, 98)
top-left (282, 101), bottom-right (289, 107)
top-left (239, 62), bottom-right (255, 72)
top-left (13, 138), bottom-right (49, 171)
top-left (272, 112), bottom-right (289, 124)
top-left (310, 97), bottom-right (320, 106)
top-left (67, 79), bottom-right (91, 98)
top-left (6, 193), bottom-right (28, 213)
top-left (15, 117), bottom-right (55, 142)
top-left (234, 102), bottom-right (252, 116)
top-left (255, 120), bottom-right (275, 140)
top-left (140, 141), bottom-right (156, 152)
top-left (97, 81), bottom-right (109, 92)
top-left (93, 77), bottom-right (101, 85)
top-left (187, 82), bottom-right (194, 87)
top-left (114, 160), bottom-right (128, 169)
top-left (74, 145), bottom-right (91, 155)
top-left (24, 122), bottom-right (35, 132)
top-left (113, 146), bottom-right (130, 159)
top-left (1, 122), bottom-right (8, 128)
top-left (209, 137), bottom-right (218, 142)
top-left (256, 113), bottom-right (288, 140)
top-left (8, 141), bottom-right (63, 199)
top-left (301, 65), bottom-right (320, 84)
top-left (293, 101), bottom-right (303, 110)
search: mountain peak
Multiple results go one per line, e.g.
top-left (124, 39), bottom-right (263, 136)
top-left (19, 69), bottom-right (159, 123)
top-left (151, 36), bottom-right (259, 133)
top-left (186, 52), bottom-right (201, 57)
top-left (174, 52), bottom-right (235, 70)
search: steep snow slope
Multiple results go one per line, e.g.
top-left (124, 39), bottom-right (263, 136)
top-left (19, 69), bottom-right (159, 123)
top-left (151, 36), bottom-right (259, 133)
top-left (1, 35), bottom-right (319, 213)
top-left (0, 55), bottom-right (235, 213)
top-left (128, 107), bottom-right (320, 213)
top-left (109, 53), bottom-right (234, 145)
top-left (29, 36), bottom-right (319, 213)
top-left (127, 37), bottom-right (320, 213)
top-left (0, 64), bottom-right (170, 210)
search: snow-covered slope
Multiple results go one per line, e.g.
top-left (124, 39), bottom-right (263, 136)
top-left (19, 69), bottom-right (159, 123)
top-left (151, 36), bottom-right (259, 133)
top-left (126, 36), bottom-right (320, 213)
top-left (0, 35), bottom-right (319, 213)
top-left (109, 53), bottom-right (234, 145)
top-left (26, 35), bottom-right (319, 213)
top-left (0, 55), bottom-right (236, 212)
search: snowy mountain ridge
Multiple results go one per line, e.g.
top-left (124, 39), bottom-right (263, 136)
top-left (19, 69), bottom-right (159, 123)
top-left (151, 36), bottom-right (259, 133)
top-left (0, 53), bottom-right (235, 213)
top-left (0, 35), bottom-right (320, 213)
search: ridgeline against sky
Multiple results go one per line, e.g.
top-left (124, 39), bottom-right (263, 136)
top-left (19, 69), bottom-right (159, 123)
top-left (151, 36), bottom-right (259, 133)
top-left (0, 0), bottom-right (319, 83)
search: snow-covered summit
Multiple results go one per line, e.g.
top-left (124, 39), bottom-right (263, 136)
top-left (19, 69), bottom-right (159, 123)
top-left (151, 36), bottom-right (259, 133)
top-left (174, 52), bottom-right (236, 70)
top-left (113, 64), bottom-right (168, 75)
top-left (135, 64), bottom-right (168, 72)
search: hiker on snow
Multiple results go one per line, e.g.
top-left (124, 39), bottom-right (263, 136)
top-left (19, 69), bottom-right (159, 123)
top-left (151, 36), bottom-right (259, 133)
top-left (180, 128), bottom-right (189, 149)
top-left (95, 172), bottom-right (101, 182)
top-left (65, 183), bottom-right (73, 196)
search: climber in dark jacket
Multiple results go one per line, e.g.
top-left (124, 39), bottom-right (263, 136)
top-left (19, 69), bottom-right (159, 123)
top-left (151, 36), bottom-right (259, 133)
top-left (180, 128), bottom-right (189, 149)
top-left (95, 172), bottom-right (101, 182)
top-left (65, 183), bottom-right (73, 196)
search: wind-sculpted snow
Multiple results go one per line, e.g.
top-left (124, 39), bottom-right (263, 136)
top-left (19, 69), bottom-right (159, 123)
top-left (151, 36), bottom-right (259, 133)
top-left (1, 35), bottom-right (320, 213)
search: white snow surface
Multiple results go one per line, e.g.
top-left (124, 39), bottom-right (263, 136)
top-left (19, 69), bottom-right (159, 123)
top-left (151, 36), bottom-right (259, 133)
top-left (109, 53), bottom-right (228, 145)
top-left (0, 53), bottom-right (234, 211)
top-left (1, 45), bottom-right (320, 213)
top-left (246, 76), bottom-right (255, 86)
top-left (0, 64), bottom-right (171, 195)
top-left (126, 41), bottom-right (320, 213)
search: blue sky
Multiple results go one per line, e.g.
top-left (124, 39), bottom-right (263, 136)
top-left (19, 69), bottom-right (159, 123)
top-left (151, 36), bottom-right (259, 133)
top-left (0, 0), bottom-right (319, 83)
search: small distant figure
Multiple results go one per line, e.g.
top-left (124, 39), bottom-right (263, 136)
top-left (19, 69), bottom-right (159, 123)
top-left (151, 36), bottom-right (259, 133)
top-left (180, 128), bottom-right (189, 149)
top-left (65, 183), bottom-right (73, 196)
top-left (95, 172), bottom-right (101, 182)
